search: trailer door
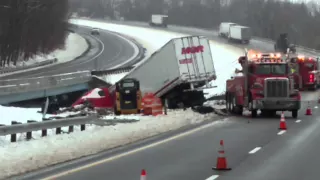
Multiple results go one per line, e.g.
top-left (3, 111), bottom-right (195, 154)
top-left (174, 36), bottom-right (216, 81)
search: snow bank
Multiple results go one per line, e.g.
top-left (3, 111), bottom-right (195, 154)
top-left (100, 72), bottom-right (128, 84)
top-left (0, 106), bottom-right (43, 125)
top-left (0, 109), bottom-right (225, 179)
top-left (70, 19), bottom-right (243, 96)
top-left (3, 32), bottom-right (88, 72)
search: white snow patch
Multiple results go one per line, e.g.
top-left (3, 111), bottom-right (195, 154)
top-left (99, 72), bottom-right (128, 84)
top-left (81, 88), bottom-right (103, 99)
top-left (0, 109), bottom-right (225, 179)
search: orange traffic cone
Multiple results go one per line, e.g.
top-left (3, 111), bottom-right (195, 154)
top-left (212, 140), bottom-right (232, 171)
top-left (279, 112), bottom-right (287, 130)
top-left (305, 102), bottom-right (312, 115)
top-left (140, 169), bottom-right (147, 180)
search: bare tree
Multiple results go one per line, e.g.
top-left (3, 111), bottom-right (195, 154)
top-left (0, 0), bottom-right (69, 67)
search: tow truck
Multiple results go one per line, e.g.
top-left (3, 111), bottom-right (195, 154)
top-left (288, 55), bottom-right (320, 90)
top-left (226, 50), bottom-right (301, 118)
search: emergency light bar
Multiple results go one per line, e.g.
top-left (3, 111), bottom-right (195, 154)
top-left (249, 53), bottom-right (284, 63)
top-left (296, 55), bottom-right (313, 61)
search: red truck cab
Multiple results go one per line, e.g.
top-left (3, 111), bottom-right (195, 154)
top-left (289, 56), bottom-right (320, 90)
top-left (226, 52), bottom-right (301, 118)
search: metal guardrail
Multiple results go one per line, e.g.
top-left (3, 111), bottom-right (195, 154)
top-left (0, 71), bottom-right (92, 95)
top-left (0, 58), bottom-right (58, 75)
top-left (0, 114), bottom-right (140, 143)
top-left (0, 115), bottom-right (99, 136)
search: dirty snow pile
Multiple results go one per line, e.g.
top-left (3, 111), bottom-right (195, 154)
top-left (70, 19), bottom-right (243, 96)
top-left (3, 32), bottom-right (88, 69)
top-left (0, 109), bottom-right (224, 179)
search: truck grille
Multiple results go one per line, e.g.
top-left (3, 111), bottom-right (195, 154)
top-left (264, 78), bottom-right (289, 98)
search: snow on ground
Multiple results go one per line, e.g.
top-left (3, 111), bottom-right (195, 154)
top-left (2, 32), bottom-right (88, 72)
top-left (100, 72), bottom-right (128, 84)
top-left (70, 19), bottom-right (243, 96)
top-left (0, 105), bottom-right (83, 125)
top-left (0, 109), bottom-right (227, 179)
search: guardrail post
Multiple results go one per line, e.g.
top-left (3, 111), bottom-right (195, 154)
top-left (26, 120), bottom-right (37, 140)
top-left (42, 119), bottom-right (50, 137)
top-left (56, 126), bottom-right (61, 135)
top-left (11, 121), bottom-right (22, 142)
top-left (68, 125), bottom-right (74, 133)
top-left (80, 124), bottom-right (85, 131)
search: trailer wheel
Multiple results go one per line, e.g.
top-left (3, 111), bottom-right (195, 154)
top-left (251, 110), bottom-right (257, 118)
top-left (292, 110), bottom-right (298, 118)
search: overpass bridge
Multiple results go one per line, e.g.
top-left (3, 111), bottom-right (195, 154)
top-left (0, 67), bottom-right (133, 105)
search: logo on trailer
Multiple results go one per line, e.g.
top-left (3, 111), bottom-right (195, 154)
top-left (179, 58), bottom-right (193, 64)
top-left (181, 45), bottom-right (204, 54)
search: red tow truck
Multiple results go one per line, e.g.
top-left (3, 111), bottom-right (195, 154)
top-left (288, 55), bottom-right (320, 90)
top-left (226, 50), bottom-right (301, 118)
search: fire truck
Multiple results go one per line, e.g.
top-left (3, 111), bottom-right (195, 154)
top-left (288, 55), bottom-right (320, 90)
top-left (226, 50), bottom-right (301, 118)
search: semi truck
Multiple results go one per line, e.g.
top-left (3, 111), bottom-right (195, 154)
top-left (226, 50), bottom-right (301, 118)
top-left (228, 25), bottom-right (251, 44)
top-left (218, 22), bottom-right (237, 37)
top-left (274, 33), bottom-right (296, 54)
top-left (109, 35), bottom-right (216, 109)
top-left (289, 55), bottom-right (320, 90)
top-left (149, 14), bottom-right (168, 27)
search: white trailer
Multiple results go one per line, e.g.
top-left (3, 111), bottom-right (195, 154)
top-left (149, 14), bottom-right (168, 28)
top-left (219, 22), bottom-right (237, 37)
top-left (228, 25), bottom-right (251, 44)
top-left (109, 36), bottom-right (216, 109)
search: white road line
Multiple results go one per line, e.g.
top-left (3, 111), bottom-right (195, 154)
top-left (42, 120), bottom-right (224, 180)
top-left (205, 175), bottom-right (219, 180)
top-left (314, 106), bottom-right (318, 109)
top-left (295, 120), bottom-right (301, 123)
top-left (277, 130), bottom-right (286, 135)
top-left (248, 147), bottom-right (261, 154)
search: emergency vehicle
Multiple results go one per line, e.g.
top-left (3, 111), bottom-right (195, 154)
top-left (226, 50), bottom-right (301, 118)
top-left (289, 55), bottom-right (320, 90)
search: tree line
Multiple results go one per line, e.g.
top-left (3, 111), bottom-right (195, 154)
top-left (69, 0), bottom-right (320, 50)
top-left (0, 0), bottom-right (69, 67)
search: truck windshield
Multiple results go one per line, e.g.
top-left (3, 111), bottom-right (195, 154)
top-left (255, 64), bottom-right (287, 75)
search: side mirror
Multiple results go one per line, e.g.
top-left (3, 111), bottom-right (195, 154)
top-left (235, 68), bottom-right (243, 74)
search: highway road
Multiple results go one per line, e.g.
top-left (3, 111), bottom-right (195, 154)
top-left (10, 22), bottom-right (320, 180)
top-left (13, 92), bottom-right (320, 180)
top-left (0, 25), bottom-right (138, 79)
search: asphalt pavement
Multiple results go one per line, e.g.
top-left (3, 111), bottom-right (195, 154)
top-left (10, 22), bottom-right (320, 180)
top-left (0, 25), bottom-right (137, 79)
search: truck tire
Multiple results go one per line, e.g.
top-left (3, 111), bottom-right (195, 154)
top-left (292, 110), bottom-right (298, 118)
top-left (226, 93), bottom-right (231, 112)
top-left (230, 96), bottom-right (236, 113)
top-left (251, 110), bottom-right (257, 118)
